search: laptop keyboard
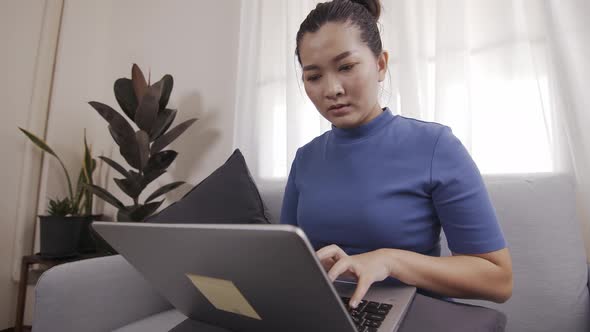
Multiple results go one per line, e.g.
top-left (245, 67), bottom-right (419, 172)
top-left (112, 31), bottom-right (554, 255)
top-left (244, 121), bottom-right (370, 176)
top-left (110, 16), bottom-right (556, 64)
top-left (340, 297), bottom-right (393, 332)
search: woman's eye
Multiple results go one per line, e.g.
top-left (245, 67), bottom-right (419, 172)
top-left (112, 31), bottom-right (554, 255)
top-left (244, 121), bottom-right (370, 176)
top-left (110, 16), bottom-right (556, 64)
top-left (339, 64), bottom-right (355, 72)
top-left (307, 75), bottom-right (321, 82)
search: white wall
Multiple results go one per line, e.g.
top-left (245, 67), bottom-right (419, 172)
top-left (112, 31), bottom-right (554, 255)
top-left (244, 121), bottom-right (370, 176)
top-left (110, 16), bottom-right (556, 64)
top-left (0, 0), bottom-right (55, 329)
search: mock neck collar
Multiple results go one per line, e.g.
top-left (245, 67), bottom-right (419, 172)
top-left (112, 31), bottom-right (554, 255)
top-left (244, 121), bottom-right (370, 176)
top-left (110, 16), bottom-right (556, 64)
top-left (331, 107), bottom-right (395, 142)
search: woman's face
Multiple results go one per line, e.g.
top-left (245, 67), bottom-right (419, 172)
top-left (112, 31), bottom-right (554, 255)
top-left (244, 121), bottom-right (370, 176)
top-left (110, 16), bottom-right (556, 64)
top-left (298, 22), bottom-right (388, 129)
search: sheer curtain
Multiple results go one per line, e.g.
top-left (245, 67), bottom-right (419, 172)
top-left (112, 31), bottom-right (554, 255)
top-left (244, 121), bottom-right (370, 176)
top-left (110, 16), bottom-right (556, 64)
top-left (233, 0), bottom-right (590, 254)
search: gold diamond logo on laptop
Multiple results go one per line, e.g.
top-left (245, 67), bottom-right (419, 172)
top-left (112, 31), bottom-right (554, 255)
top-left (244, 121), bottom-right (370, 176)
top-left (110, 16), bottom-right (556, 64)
top-left (186, 273), bottom-right (262, 320)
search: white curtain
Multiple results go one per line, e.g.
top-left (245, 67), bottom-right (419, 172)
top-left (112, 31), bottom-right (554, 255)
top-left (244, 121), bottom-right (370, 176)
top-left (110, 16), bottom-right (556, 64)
top-left (233, 0), bottom-right (590, 253)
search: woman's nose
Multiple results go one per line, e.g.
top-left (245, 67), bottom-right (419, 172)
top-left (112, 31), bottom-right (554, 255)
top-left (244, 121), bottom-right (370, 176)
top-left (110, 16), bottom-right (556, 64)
top-left (324, 75), bottom-right (344, 100)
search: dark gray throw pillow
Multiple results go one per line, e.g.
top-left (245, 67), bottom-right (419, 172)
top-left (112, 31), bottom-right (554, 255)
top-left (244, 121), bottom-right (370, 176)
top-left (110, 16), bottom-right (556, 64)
top-left (147, 149), bottom-right (270, 224)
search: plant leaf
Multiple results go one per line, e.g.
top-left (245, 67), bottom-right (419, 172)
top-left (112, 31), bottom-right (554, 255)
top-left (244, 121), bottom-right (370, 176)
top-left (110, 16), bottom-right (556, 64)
top-left (134, 83), bottom-right (162, 133)
top-left (73, 168), bottom-right (85, 213)
top-left (142, 169), bottom-right (165, 188)
top-left (107, 125), bottom-right (122, 146)
top-left (85, 184), bottom-right (125, 210)
top-left (19, 127), bottom-right (74, 200)
top-left (89, 101), bottom-right (135, 145)
top-left (110, 127), bottom-right (140, 170)
top-left (82, 131), bottom-right (95, 215)
top-left (83, 131), bottom-right (93, 184)
top-left (136, 130), bottom-right (150, 170)
top-left (120, 144), bottom-right (141, 170)
top-left (132, 63), bottom-right (148, 103)
top-left (99, 156), bottom-right (130, 178)
top-left (151, 118), bottom-right (197, 154)
top-left (85, 159), bottom-right (96, 215)
top-left (47, 197), bottom-right (74, 216)
top-left (117, 206), bottom-right (134, 222)
top-left (145, 150), bottom-right (177, 174)
top-left (156, 74), bottom-right (173, 109)
top-left (129, 200), bottom-right (164, 222)
top-left (114, 78), bottom-right (138, 120)
top-left (149, 108), bottom-right (177, 141)
top-left (145, 181), bottom-right (185, 203)
top-left (114, 178), bottom-right (144, 200)
top-left (19, 128), bottom-right (57, 157)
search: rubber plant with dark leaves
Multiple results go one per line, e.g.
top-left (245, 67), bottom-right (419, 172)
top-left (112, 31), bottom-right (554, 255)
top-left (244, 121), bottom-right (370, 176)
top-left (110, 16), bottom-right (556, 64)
top-left (87, 64), bottom-right (196, 222)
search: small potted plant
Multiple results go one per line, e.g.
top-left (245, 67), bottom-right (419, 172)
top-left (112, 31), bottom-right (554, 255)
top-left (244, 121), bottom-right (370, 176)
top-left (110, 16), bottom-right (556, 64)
top-left (86, 64), bottom-right (196, 221)
top-left (19, 128), bottom-right (99, 257)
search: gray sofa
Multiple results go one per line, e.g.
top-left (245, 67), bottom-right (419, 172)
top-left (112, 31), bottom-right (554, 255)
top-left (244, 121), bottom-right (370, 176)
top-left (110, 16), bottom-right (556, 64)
top-left (32, 173), bottom-right (590, 331)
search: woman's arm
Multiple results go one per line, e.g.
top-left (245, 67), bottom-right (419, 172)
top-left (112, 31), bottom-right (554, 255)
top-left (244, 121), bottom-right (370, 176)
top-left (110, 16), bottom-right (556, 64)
top-left (280, 150), bottom-right (300, 226)
top-left (318, 245), bottom-right (512, 308)
top-left (383, 247), bottom-right (512, 303)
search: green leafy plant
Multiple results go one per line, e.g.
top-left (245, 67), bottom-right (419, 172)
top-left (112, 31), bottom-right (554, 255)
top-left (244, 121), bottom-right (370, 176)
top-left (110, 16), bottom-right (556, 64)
top-left (19, 128), bottom-right (96, 216)
top-left (86, 64), bottom-right (196, 222)
top-left (47, 197), bottom-right (74, 217)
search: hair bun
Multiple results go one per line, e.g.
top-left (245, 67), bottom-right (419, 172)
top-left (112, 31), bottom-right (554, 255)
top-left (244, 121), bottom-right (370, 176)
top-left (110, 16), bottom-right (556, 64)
top-left (350, 0), bottom-right (381, 20)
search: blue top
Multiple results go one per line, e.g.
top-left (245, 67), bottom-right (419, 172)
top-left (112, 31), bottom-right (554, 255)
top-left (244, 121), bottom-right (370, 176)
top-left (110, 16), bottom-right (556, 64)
top-left (280, 108), bottom-right (506, 259)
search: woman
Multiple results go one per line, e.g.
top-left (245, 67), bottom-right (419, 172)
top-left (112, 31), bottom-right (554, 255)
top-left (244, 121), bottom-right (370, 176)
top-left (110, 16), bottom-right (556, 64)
top-left (280, 0), bottom-right (513, 309)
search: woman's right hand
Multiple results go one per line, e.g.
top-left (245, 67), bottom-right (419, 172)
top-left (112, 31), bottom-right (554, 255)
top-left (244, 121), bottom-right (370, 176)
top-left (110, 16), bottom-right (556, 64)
top-left (316, 245), bottom-right (357, 281)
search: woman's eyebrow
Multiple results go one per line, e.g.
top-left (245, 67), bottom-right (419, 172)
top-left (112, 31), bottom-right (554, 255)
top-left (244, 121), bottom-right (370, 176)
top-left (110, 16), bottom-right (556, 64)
top-left (303, 51), bottom-right (353, 71)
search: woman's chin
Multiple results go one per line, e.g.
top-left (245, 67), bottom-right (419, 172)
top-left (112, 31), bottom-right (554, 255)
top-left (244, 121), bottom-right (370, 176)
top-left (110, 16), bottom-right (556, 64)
top-left (329, 114), bottom-right (360, 129)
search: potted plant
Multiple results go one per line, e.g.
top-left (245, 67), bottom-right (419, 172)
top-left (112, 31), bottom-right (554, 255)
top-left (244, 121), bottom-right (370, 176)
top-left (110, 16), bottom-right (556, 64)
top-left (19, 128), bottom-right (100, 257)
top-left (86, 64), bottom-right (196, 222)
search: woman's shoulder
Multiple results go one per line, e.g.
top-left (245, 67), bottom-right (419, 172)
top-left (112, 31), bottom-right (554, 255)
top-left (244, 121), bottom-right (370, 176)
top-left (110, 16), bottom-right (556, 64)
top-left (395, 115), bottom-right (449, 137)
top-left (293, 131), bottom-right (331, 160)
top-left (387, 115), bottom-right (453, 153)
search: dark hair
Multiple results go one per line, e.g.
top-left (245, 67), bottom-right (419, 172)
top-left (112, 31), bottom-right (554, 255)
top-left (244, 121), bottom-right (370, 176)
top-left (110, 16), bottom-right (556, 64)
top-left (295, 0), bottom-right (383, 65)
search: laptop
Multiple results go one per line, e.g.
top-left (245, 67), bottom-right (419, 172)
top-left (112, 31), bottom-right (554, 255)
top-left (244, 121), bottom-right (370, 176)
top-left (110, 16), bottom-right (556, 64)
top-left (92, 221), bottom-right (416, 332)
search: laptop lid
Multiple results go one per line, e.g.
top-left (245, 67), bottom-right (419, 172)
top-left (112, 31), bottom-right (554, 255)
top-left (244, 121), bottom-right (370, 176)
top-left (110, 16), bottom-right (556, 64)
top-left (92, 221), bottom-right (358, 332)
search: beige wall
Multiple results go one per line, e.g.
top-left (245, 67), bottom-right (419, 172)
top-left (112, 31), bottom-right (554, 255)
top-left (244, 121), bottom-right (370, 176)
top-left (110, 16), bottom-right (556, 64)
top-left (0, 0), bottom-right (57, 329)
top-left (43, 0), bottom-right (242, 217)
top-left (2, 0), bottom-right (242, 328)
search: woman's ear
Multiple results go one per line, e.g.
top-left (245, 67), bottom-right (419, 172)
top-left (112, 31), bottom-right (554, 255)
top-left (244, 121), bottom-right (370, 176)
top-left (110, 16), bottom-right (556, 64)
top-left (377, 50), bottom-right (389, 82)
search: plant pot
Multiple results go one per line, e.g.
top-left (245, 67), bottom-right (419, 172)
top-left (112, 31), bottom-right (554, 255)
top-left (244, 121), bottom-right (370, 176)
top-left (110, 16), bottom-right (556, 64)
top-left (78, 214), bottom-right (103, 253)
top-left (39, 215), bottom-right (84, 258)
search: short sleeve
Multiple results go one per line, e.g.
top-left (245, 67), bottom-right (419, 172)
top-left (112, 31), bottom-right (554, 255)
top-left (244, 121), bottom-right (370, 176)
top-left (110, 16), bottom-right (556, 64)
top-left (431, 127), bottom-right (506, 254)
top-left (280, 150), bottom-right (300, 226)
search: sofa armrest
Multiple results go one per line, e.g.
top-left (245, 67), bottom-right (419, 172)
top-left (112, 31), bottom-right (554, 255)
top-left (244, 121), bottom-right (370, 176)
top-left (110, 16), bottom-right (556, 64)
top-left (32, 255), bottom-right (172, 332)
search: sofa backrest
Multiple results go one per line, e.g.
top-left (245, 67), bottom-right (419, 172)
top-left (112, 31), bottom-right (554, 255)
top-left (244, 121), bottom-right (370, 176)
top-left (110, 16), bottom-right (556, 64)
top-left (257, 173), bottom-right (589, 332)
top-left (450, 173), bottom-right (589, 332)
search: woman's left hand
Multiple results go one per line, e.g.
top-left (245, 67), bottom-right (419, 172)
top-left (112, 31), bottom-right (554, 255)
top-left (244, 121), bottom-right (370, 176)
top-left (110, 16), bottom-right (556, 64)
top-left (316, 244), bottom-right (393, 308)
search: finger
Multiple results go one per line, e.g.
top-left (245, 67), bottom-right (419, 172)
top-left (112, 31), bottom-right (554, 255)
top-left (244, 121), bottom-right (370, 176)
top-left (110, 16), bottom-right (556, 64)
top-left (327, 257), bottom-right (354, 282)
top-left (319, 257), bottom-right (336, 271)
top-left (350, 277), bottom-right (372, 309)
top-left (317, 244), bottom-right (347, 261)
top-left (319, 256), bottom-right (336, 263)
top-left (317, 244), bottom-right (345, 259)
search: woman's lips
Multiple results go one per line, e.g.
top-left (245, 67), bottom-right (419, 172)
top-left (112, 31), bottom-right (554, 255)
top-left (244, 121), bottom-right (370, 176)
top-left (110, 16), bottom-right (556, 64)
top-left (328, 104), bottom-right (351, 116)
